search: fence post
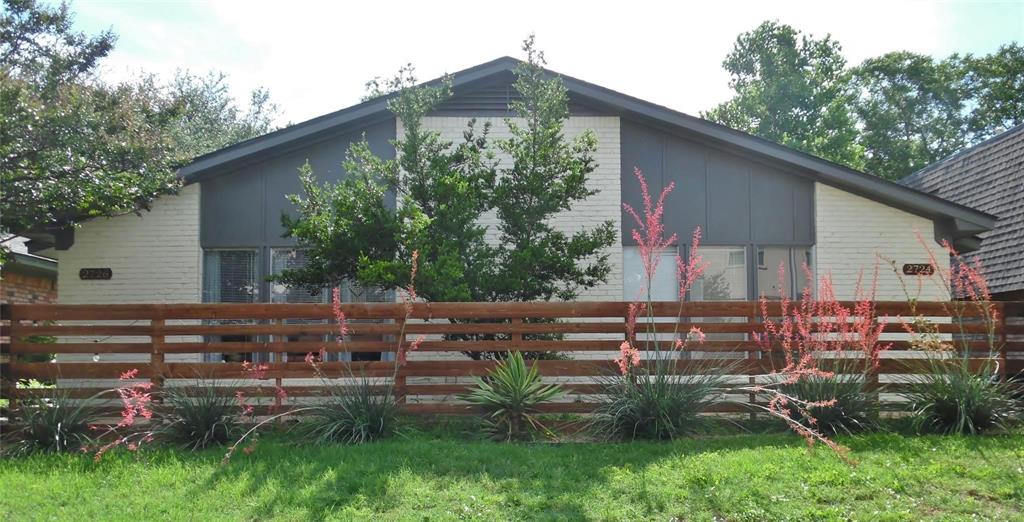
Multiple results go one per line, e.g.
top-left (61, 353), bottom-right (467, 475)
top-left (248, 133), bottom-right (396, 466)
top-left (395, 317), bottom-right (406, 405)
top-left (0, 303), bottom-right (14, 413)
top-left (997, 302), bottom-right (1007, 381)
top-left (273, 318), bottom-right (284, 414)
top-left (150, 318), bottom-right (165, 393)
top-left (747, 304), bottom-right (757, 421)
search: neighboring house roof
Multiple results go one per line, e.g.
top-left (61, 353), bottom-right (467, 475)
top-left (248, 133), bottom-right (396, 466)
top-left (2, 250), bottom-right (58, 279)
top-left (901, 124), bottom-right (1024, 295)
top-left (178, 56), bottom-right (995, 247)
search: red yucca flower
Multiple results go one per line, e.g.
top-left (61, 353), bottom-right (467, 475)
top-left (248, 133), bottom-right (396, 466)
top-left (331, 286), bottom-right (349, 336)
top-left (242, 361), bottom-right (269, 380)
top-left (622, 167), bottom-right (677, 287)
top-left (614, 341), bottom-right (642, 375)
top-left (235, 391), bottom-right (254, 417)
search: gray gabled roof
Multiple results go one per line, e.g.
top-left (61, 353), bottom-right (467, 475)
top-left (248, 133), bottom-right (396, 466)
top-left (901, 124), bottom-right (1024, 295)
top-left (179, 56), bottom-right (995, 243)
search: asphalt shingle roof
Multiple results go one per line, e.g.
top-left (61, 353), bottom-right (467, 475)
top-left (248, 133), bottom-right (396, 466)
top-left (901, 125), bottom-right (1024, 296)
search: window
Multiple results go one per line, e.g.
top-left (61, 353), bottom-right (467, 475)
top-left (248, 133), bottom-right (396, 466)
top-left (756, 247), bottom-right (814, 299)
top-left (270, 249), bottom-right (333, 362)
top-left (202, 250), bottom-right (260, 362)
top-left (203, 250), bottom-right (258, 304)
top-left (692, 247), bottom-right (748, 301)
top-left (623, 247), bottom-right (679, 301)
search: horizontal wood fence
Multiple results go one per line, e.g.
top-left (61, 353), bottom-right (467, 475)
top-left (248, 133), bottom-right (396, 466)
top-left (2, 301), bottom-right (1022, 416)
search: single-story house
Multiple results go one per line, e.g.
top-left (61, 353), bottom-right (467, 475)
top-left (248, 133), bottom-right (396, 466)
top-left (900, 124), bottom-right (1024, 300)
top-left (32, 57), bottom-right (995, 325)
top-left (0, 250), bottom-right (58, 305)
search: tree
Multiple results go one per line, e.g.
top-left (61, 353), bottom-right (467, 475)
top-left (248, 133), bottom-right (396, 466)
top-left (965, 43), bottom-right (1024, 140)
top-left (277, 36), bottom-right (615, 305)
top-left (1, 0), bottom-right (178, 241)
top-left (702, 21), bottom-right (864, 169)
top-left (850, 51), bottom-right (971, 180)
top-left (1, 0), bottom-right (278, 252)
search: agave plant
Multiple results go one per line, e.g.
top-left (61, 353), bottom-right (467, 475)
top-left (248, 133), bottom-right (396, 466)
top-left (460, 351), bottom-right (562, 441)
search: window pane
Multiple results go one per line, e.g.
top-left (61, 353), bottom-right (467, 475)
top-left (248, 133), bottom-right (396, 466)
top-left (756, 247), bottom-right (791, 300)
top-left (692, 247), bottom-right (747, 300)
top-left (756, 247), bottom-right (814, 299)
top-left (203, 250), bottom-right (258, 303)
top-left (623, 247), bottom-right (679, 301)
top-left (270, 249), bottom-right (327, 304)
top-left (202, 250), bottom-right (259, 362)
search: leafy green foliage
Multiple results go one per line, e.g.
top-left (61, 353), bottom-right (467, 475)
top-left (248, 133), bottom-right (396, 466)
top-left (154, 383), bottom-right (241, 450)
top-left (903, 357), bottom-right (1019, 435)
top-left (702, 21), bottom-right (864, 170)
top-left (707, 21), bottom-right (1024, 180)
top-left (278, 37), bottom-right (614, 305)
top-left (778, 369), bottom-right (875, 435)
top-left (0, 0), bottom-right (276, 245)
top-left (294, 378), bottom-right (401, 445)
top-left (459, 351), bottom-right (562, 441)
top-left (6, 390), bottom-right (95, 455)
top-left (850, 51), bottom-right (971, 180)
top-left (591, 360), bottom-right (730, 441)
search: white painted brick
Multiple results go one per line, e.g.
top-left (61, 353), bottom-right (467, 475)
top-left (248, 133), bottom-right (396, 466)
top-left (815, 182), bottom-right (949, 301)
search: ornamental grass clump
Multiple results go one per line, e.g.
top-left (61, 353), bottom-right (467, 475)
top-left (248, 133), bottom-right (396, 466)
top-left (460, 350), bottom-right (562, 441)
top-left (891, 235), bottom-right (1020, 435)
top-left (153, 381), bottom-right (242, 450)
top-left (6, 389), bottom-right (96, 456)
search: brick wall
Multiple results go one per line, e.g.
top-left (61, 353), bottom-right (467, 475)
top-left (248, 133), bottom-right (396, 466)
top-left (0, 270), bottom-right (57, 304)
top-left (815, 182), bottom-right (950, 301)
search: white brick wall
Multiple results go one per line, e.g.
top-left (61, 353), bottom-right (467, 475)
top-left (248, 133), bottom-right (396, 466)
top-left (56, 183), bottom-right (202, 305)
top-left (401, 116), bottom-right (624, 301)
top-left (815, 182), bottom-right (950, 301)
top-left (53, 184), bottom-right (203, 374)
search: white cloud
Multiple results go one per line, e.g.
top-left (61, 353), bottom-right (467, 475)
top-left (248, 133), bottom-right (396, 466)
top-left (75, 0), bottom-right (1019, 126)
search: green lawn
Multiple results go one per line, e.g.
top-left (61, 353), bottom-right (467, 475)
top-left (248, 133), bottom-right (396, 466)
top-left (1, 431), bottom-right (1022, 521)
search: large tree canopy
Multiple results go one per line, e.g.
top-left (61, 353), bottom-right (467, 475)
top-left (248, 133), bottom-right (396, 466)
top-left (276, 37), bottom-right (616, 304)
top-left (0, 0), bottom-right (277, 248)
top-left (701, 21), bottom-right (864, 170)
top-left (705, 21), bottom-right (1024, 180)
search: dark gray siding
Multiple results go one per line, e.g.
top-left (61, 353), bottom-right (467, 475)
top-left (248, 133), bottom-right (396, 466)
top-left (621, 120), bottom-right (814, 246)
top-left (200, 118), bottom-right (396, 249)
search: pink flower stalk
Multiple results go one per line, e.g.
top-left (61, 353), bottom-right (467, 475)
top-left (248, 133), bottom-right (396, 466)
top-left (331, 286), bottom-right (349, 336)
top-left (614, 341), bottom-right (642, 375)
top-left (402, 249), bottom-right (421, 317)
top-left (235, 391), bottom-right (254, 417)
top-left (398, 334), bottom-right (425, 367)
top-left (675, 227), bottom-right (708, 298)
top-left (115, 369), bottom-right (153, 428)
top-left (242, 361), bottom-right (269, 380)
top-left (687, 326), bottom-right (706, 344)
top-left (623, 168), bottom-right (677, 287)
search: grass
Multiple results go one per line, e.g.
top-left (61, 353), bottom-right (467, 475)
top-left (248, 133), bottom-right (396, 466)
top-left (1, 428), bottom-right (1023, 521)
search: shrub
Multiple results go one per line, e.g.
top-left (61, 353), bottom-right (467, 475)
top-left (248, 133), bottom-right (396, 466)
top-left (7, 390), bottom-right (96, 455)
top-left (460, 351), bottom-right (562, 441)
top-left (904, 357), bottom-right (1018, 435)
top-left (591, 359), bottom-right (729, 441)
top-left (778, 365), bottom-right (875, 434)
top-left (294, 377), bottom-right (400, 444)
top-left (154, 383), bottom-right (242, 450)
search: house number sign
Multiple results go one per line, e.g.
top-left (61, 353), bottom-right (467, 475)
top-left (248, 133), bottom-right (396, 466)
top-left (902, 263), bottom-right (935, 276)
top-left (79, 268), bottom-right (113, 280)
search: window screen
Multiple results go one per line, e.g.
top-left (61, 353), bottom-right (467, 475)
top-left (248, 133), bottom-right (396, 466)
top-left (202, 250), bottom-right (260, 362)
top-left (692, 247), bottom-right (748, 301)
top-left (270, 249), bottom-right (328, 304)
top-left (757, 247), bottom-right (815, 299)
top-left (203, 250), bottom-right (258, 303)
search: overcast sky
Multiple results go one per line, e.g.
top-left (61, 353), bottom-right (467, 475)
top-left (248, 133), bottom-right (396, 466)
top-left (66, 0), bottom-right (1024, 126)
